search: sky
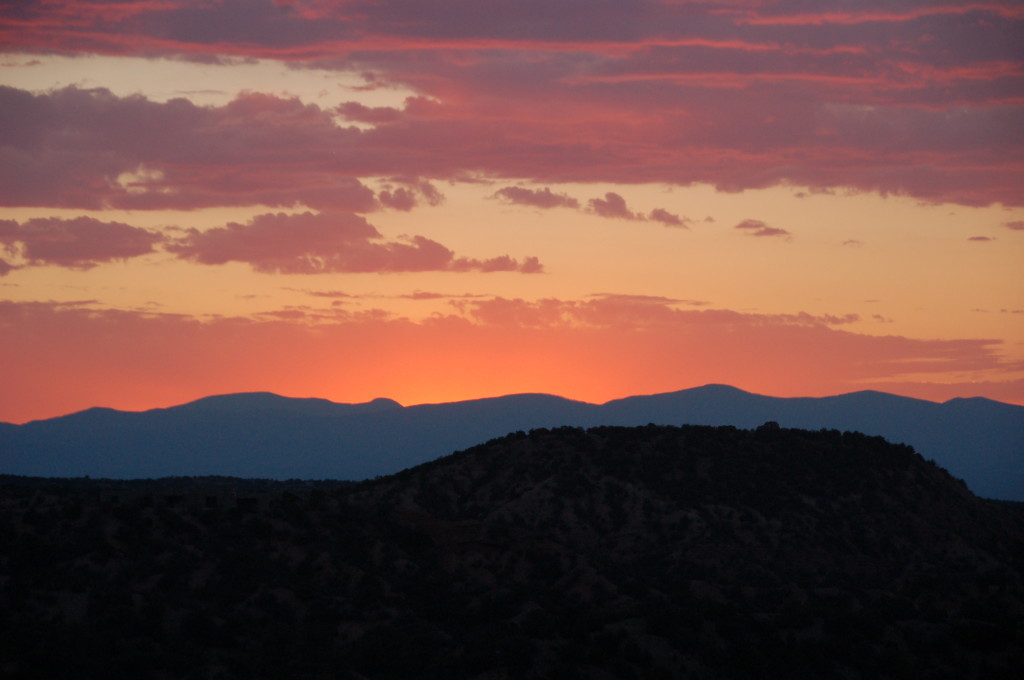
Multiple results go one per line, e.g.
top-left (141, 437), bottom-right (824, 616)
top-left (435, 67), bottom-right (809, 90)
top-left (1, 0), bottom-right (1022, 423)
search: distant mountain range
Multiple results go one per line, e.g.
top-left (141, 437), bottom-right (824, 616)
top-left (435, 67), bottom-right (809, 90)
top-left (2, 384), bottom-right (1022, 500)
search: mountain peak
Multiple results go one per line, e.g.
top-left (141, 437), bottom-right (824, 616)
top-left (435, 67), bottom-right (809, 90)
top-left (366, 397), bottom-right (404, 409)
top-left (176, 392), bottom-right (401, 416)
top-left (693, 383), bottom-right (753, 393)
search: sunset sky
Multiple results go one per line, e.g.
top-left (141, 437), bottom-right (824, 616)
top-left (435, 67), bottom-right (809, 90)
top-left (2, 0), bottom-right (1023, 424)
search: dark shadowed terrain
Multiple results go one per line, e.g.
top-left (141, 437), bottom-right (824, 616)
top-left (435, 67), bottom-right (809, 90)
top-left (2, 425), bottom-right (1023, 679)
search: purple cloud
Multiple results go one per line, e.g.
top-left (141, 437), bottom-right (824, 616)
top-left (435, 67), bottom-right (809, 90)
top-left (588, 192), bottom-right (642, 220)
top-left (0, 2), bottom-right (1021, 208)
top-left (735, 219), bottom-right (791, 238)
top-left (377, 179), bottom-right (444, 211)
top-left (0, 86), bottom-right (377, 212)
top-left (336, 101), bottom-right (403, 125)
top-left (648, 208), bottom-right (686, 227)
top-left (377, 187), bottom-right (418, 211)
top-left (493, 186), bottom-right (580, 209)
top-left (167, 211), bottom-right (542, 274)
top-left (0, 216), bottom-right (162, 269)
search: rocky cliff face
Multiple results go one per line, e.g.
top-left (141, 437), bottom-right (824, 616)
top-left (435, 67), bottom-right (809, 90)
top-left (2, 425), bottom-right (1022, 679)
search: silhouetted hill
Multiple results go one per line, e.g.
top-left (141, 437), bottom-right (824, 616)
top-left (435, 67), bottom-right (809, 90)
top-left (175, 392), bottom-right (403, 417)
top-left (2, 426), bottom-right (1021, 679)
top-left (1, 385), bottom-right (1021, 499)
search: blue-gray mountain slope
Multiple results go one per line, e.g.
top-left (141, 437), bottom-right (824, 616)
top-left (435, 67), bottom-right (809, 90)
top-left (1, 385), bottom-right (1021, 500)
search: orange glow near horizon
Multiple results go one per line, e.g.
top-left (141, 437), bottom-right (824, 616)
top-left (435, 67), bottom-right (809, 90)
top-left (3, 303), bottom-right (1021, 425)
top-left (1, 3), bottom-right (1022, 425)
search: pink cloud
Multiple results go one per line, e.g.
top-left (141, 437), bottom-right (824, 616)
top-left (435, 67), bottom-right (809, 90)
top-left (376, 187), bottom-right (417, 210)
top-left (7, 1), bottom-right (1017, 55)
top-left (731, 4), bottom-right (1024, 26)
top-left (399, 291), bottom-right (489, 300)
top-left (256, 308), bottom-right (311, 321)
top-left (460, 296), bottom-right (859, 331)
top-left (0, 216), bottom-right (162, 269)
top-left (590, 294), bottom-right (708, 307)
top-left (1004, 221), bottom-right (1024, 231)
top-left (588, 192), bottom-right (642, 220)
top-left (300, 289), bottom-right (355, 299)
top-left (735, 219), bottom-right (791, 238)
top-left (0, 86), bottom-right (377, 211)
top-left (493, 186), bottom-right (580, 209)
top-left (336, 101), bottom-right (403, 124)
top-left (2, 78), bottom-right (1021, 209)
top-left (496, 187), bottom-right (686, 228)
top-left (648, 208), bottom-right (686, 227)
top-left (401, 291), bottom-right (450, 300)
top-left (967, 235), bottom-right (995, 242)
top-left (453, 254), bottom-right (544, 274)
top-left (166, 211), bottom-right (542, 274)
top-left (377, 178), bottom-right (444, 211)
top-left (1, 3), bottom-right (1022, 207)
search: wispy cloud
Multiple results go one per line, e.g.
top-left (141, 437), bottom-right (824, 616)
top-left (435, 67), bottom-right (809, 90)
top-left (493, 186), bottom-right (580, 210)
top-left (496, 186), bottom-right (688, 227)
top-left (735, 219), bottom-right (791, 238)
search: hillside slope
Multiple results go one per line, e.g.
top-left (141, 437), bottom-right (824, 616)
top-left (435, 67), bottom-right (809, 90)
top-left (2, 425), bottom-right (1022, 679)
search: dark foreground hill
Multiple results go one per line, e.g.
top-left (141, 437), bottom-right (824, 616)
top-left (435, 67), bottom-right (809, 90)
top-left (2, 425), bottom-right (1023, 679)
top-left (2, 385), bottom-right (1022, 500)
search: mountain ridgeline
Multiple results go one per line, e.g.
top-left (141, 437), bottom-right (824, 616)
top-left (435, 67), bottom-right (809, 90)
top-left (2, 425), bottom-right (1022, 679)
top-left (2, 385), bottom-right (1022, 500)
